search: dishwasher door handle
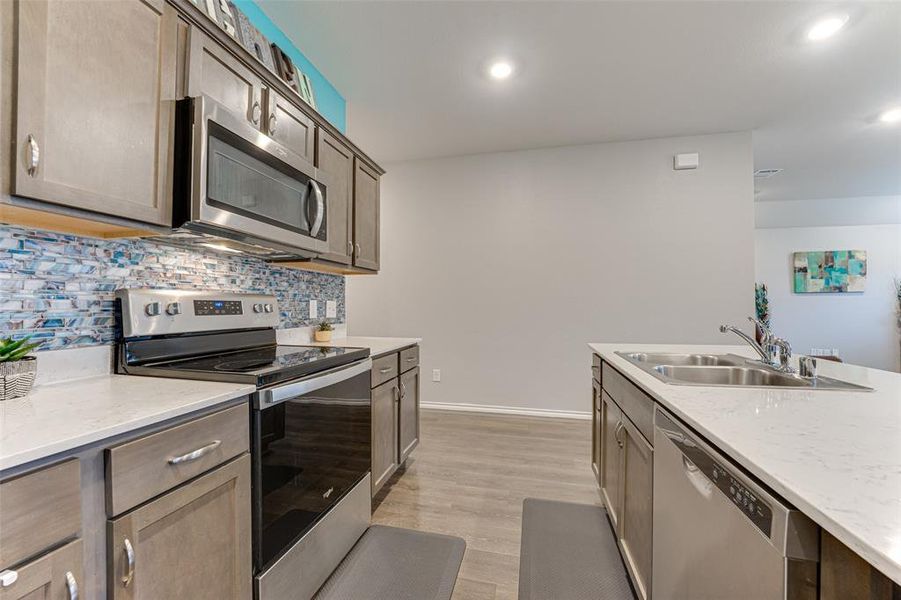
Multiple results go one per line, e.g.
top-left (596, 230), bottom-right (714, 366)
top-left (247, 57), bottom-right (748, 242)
top-left (682, 455), bottom-right (714, 499)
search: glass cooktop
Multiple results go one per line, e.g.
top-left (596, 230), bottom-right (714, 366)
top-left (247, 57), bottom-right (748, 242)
top-left (150, 345), bottom-right (370, 386)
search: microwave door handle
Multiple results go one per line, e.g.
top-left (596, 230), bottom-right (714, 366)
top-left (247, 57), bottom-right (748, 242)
top-left (308, 180), bottom-right (325, 237)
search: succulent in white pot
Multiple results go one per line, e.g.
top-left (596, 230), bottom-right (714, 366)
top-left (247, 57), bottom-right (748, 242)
top-left (0, 336), bottom-right (41, 401)
top-left (314, 320), bottom-right (334, 343)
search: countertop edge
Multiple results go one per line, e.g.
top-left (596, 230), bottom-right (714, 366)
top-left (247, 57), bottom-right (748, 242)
top-left (588, 342), bottom-right (901, 586)
top-left (0, 383), bottom-right (255, 473)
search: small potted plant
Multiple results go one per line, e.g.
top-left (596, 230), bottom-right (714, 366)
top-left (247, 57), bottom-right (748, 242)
top-left (0, 335), bottom-right (41, 401)
top-left (314, 320), bottom-right (334, 343)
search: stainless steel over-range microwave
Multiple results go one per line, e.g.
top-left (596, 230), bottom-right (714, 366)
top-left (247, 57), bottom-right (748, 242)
top-left (172, 95), bottom-right (328, 257)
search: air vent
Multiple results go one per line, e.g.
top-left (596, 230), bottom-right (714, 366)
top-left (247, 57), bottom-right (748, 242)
top-left (754, 168), bottom-right (783, 178)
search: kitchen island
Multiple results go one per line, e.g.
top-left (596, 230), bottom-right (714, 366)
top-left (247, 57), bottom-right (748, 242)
top-left (589, 343), bottom-right (900, 597)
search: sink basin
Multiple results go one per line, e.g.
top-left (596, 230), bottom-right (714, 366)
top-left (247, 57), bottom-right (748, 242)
top-left (620, 352), bottom-right (742, 367)
top-left (653, 365), bottom-right (810, 387)
top-left (614, 350), bottom-right (872, 390)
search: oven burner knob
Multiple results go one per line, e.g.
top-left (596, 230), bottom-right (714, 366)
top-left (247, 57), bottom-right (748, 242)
top-left (253, 303), bottom-right (264, 313)
top-left (145, 302), bottom-right (161, 317)
top-left (264, 303), bottom-right (274, 313)
top-left (165, 302), bottom-right (181, 316)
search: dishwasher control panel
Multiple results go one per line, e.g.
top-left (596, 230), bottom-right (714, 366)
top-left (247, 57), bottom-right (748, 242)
top-left (710, 464), bottom-right (772, 537)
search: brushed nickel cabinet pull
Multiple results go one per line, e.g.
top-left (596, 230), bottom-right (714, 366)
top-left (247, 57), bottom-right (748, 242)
top-left (268, 114), bottom-right (277, 135)
top-left (26, 135), bottom-right (40, 176)
top-left (122, 538), bottom-right (135, 587)
top-left (167, 440), bottom-right (221, 465)
top-left (348, 241), bottom-right (354, 255)
top-left (354, 243), bottom-right (361, 258)
top-left (0, 569), bottom-right (18, 587)
top-left (65, 571), bottom-right (79, 600)
top-left (379, 367), bottom-right (392, 374)
top-left (400, 381), bottom-right (407, 398)
top-left (406, 357), bottom-right (416, 363)
top-left (251, 101), bottom-right (262, 125)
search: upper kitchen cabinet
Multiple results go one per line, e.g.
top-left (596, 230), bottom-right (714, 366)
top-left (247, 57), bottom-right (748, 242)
top-left (353, 159), bottom-right (380, 271)
top-left (12, 0), bottom-right (180, 226)
top-left (186, 26), bottom-right (265, 129)
top-left (316, 129), bottom-right (354, 265)
top-left (266, 89), bottom-right (315, 164)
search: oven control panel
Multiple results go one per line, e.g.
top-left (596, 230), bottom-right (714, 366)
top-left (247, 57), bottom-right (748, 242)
top-left (117, 289), bottom-right (279, 338)
top-left (194, 300), bottom-right (244, 316)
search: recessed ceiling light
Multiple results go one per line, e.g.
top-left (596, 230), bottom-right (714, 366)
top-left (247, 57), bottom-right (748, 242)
top-left (488, 60), bottom-right (514, 80)
top-left (806, 14), bottom-right (849, 41)
top-left (878, 107), bottom-right (901, 124)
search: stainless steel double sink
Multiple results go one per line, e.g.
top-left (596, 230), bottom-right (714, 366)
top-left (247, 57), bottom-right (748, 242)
top-left (615, 352), bottom-right (872, 391)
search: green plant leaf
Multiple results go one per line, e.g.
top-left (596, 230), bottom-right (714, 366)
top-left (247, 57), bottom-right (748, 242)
top-left (0, 338), bottom-right (28, 357)
top-left (0, 342), bottom-right (40, 362)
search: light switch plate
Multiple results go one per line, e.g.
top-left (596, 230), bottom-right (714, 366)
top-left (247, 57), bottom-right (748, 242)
top-left (326, 300), bottom-right (337, 319)
top-left (674, 152), bottom-right (699, 170)
top-left (432, 369), bottom-right (441, 382)
top-left (309, 300), bottom-right (318, 320)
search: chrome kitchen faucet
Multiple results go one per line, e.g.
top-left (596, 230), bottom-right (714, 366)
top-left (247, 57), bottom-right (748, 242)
top-left (720, 317), bottom-right (794, 373)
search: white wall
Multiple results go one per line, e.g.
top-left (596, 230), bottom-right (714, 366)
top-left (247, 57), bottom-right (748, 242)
top-left (755, 224), bottom-right (901, 372)
top-left (756, 195), bottom-right (901, 229)
top-left (348, 132), bottom-right (755, 416)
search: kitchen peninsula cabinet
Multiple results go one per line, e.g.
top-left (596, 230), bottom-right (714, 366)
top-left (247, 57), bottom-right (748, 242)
top-left (11, 0), bottom-right (179, 227)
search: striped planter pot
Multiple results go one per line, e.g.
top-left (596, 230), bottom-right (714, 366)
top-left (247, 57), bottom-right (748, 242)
top-left (0, 357), bottom-right (37, 401)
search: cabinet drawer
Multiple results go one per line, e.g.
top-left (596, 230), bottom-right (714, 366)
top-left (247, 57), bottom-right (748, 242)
top-left (106, 404), bottom-right (249, 516)
top-left (0, 538), bottom-right (83, 600)
top-left (602, 363), bottom-right (654, 445)
top-left (592, 354), bottom-right (602, 383)
top-left (399, 346), bottom-right (419, 373)
top-left (371, 353), bottom-right (399, 388)
top-left (0, 459), bottom-right (80, 570)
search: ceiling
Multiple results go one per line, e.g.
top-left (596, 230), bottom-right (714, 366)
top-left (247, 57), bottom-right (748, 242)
top-left (260, 1), bottom-right (901, 202)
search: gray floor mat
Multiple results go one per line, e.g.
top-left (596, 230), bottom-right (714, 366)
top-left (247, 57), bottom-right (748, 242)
top-left (518, 498), bottom-right (635, 600)
top-left (314, 525), bottom-right (466, 600)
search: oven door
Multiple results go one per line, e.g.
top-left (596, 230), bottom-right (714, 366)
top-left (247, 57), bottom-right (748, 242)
top-left (252, 358), bottom-right (371, 574)
top-left (186, 94), bottom-right (328, 255)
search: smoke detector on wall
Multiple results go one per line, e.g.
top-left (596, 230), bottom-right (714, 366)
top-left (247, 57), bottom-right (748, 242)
top-left (754, 168), bottom-right (783, 178)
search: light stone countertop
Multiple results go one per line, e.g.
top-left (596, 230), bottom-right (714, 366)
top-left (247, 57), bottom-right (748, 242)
top-left (307, 336), bottom-right (421, 357)
top-left (0, 375), bottom-right (255, 473)
top-left (589, 342), bottom-right (901, 585)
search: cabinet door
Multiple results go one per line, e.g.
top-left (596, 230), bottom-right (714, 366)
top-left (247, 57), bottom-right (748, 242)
top-left (591, 379), bottom-right (601, 482)
top-left (0, 539), bottom-right (82, 600)
top-left (187, 27), bottom-right (264, 129)
top-left (352, 159), bottom-right (380, 271)
top-left (371, 380), bottom-right (399, 497)
top-left (600, 391), bottom-right (623, 529)
top-left (315, 129), bottom-right (354, 265)
top-left (265, 90), bottom-right (315, 164)
top-left (14, 0), bottom-right (178, 225)
top-left (398, 367), bottom-right (420, 463)
top-left (620, 418), bottom-right (653, 600)
top-left (108, 455), bottom-right (251, 600)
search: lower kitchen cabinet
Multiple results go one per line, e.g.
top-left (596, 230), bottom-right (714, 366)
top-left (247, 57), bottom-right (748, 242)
top-left (371, 378), bottom-right (400, 496)
top-left (107, 454), bottom-right (251, 600)
top-left (370, 345), bottom-right (421, 498)
top-left (591, 378), bottom-right (602, 482)
top-left (399, 366), bottom-right (421, 463)
top-left (0, 538), bottom-right (83, 600)
top-left (619, 417), bottom-right (654, 600)
top-left (600, 390), bottom-right (623, 529)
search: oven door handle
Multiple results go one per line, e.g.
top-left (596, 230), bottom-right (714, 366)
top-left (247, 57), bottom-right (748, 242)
top-left (258, 358), bottom-right (372, 407)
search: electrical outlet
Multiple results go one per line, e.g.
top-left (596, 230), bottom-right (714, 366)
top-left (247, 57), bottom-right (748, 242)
top-left (831, 348), bottom-right (839, 357)
top-left (432, 369), bottom-right (441, 382)
top-left (326, 300), bottom-right (337, 319)
top-left (309, 300), bottom-right (318, 320)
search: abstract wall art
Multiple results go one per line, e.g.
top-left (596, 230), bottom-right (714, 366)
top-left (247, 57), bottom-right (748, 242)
top-left (793, 250), bottom-right (867, 293)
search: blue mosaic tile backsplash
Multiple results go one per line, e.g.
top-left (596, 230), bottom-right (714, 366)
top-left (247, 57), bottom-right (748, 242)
top-left (0, 225), bottom-right (345, 351)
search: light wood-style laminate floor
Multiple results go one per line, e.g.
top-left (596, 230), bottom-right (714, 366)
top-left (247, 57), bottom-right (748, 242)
top-left (371, 409), bottom-right (600, 600)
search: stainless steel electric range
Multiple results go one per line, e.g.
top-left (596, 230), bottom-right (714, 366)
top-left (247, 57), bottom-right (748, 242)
top-left (116, 289), bottom-right (373, 599)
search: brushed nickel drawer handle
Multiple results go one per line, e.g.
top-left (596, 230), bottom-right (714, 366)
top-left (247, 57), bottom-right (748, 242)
top-left (122, 538), bottom-right (135, 587)
top-left (251, 101), bottom-right (262, 125)
top-left (400, 381), bottom-right (407, 398)
top-left (355, 243), bottom-right (361, 258)
top-left (268, 113), bottom-right (277, 135)
top-left (379, 367), bottom-right (392, 374)
top-left (0, 569), bottom-right (18, 587)
top-left (65, 571), bottom-right (78, 600)
top-left (347, 241), bottom-right (354, 255)
top-left (406, 357), bottom-right (416, 363)
top-left (168, 440), bottom-right (221, 465)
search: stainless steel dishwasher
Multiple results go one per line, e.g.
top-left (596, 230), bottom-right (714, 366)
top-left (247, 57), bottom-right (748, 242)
top-left (652, 408), bottom-right (820, 600)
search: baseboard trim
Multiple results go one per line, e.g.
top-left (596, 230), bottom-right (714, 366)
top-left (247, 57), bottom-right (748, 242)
top-left (421, 401), bottom-right (591, 421)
